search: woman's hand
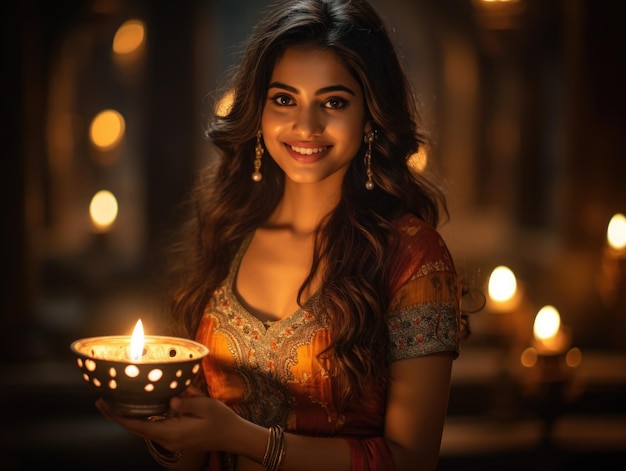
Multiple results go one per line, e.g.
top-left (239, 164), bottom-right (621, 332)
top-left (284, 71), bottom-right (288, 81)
top-left (95, 388), bottom-right (241, 454)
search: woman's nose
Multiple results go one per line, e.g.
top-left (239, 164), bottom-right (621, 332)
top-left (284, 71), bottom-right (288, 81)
top-left (293, 106), bottom-right (323, 137)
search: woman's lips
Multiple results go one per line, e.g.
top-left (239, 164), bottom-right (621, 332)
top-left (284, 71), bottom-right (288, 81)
top-left (284, 143), bottom-right (331, 163)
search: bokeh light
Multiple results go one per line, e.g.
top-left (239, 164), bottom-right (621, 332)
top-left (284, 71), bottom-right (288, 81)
top-left (113, 19), bottom-right (146, 55)
top-left (89, 190), bottom-right (119, 232)
top-left (89, 109), bottom-right (126, 150)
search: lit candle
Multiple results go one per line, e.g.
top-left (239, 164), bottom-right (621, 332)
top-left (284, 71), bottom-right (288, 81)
top-left (520, 304), bottom-right (582, 370)
top-left (520, 304), bottom-right (583, 427)
top-left (598, 213), bottom-right (626, 308)
top-left (488, 265), bottom-right (520, 312)
top-left (532, 305), bottom-right (570, 355)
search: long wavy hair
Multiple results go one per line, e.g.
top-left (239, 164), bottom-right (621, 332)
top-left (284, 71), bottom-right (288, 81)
top-left (165, 0), bottom-right (449, 407)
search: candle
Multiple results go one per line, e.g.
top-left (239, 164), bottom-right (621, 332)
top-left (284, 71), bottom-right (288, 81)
top-left (519, 305), bottom-right (583, 447)
top-left (487, 265), bottom-right (521, 312)
top-left (532, 305), bottom-right (569, 355)
top-left (71, 319), bottom-right (209, 417)
top-left (598, 213), bottom-right (626, 308)
top-left (520, 305), bottom-right (582, 371)
top-left (483, 265), bottom-right (535, 352)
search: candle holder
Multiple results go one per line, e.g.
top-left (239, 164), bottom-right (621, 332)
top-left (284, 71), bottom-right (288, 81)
top-left (71, 335), bottom-right (209, 417)
top-left (520, 345), bottom-right (583, 448)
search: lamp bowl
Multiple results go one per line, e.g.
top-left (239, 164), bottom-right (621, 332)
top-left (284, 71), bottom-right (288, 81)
top-left (70, 335), bottom-right (209, 417)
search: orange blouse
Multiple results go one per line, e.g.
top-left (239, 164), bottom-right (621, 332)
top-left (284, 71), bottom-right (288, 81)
top-left (195, 213), bottom-right (461, 470)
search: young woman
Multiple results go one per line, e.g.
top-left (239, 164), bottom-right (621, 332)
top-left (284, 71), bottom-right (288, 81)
top-left (97, 1), bottom-right (465, 470)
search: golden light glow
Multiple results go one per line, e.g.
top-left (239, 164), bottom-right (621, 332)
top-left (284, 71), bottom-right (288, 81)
top-left (533, 305), bottom-right (560, 341)
top-left (89, 109), bottom-right (126, 150)
top-left (89, 190), bottom-right (118, 231)
top-left (488, 265), bottom-right (517, 303)
top-left (148, 369), bottom-right (163, 382)
top-left (113, 19), bottom-right (146, 55)
top-left (408, 147), bottom-right (428, 173)
top-left (607, 213), bottom-right (626, 250)
top-left (130, 319), bottom-right (145, 362)
top-left (520, 347), bottom-right (538, 368)
top-left (124, 364), bottom-right (140, 377)
top-left (215, 89), bottom-right (235, 117)
top-left (566, 347), bottom-right (583, 368)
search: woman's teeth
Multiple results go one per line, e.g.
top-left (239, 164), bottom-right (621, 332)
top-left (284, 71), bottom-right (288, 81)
top-left (290, 145), bottom-right (328, 155)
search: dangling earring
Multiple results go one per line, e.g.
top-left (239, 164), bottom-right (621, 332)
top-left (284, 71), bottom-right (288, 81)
top-left (252, 130), bottom-right (263, 182)
top-left (364, 129), bottom-right (377, 190)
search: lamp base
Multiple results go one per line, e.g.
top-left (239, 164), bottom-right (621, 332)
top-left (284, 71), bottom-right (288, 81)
top-left (105, 399), bottom-right (170, 418)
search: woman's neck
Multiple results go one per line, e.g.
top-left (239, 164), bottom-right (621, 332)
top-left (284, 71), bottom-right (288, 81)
top-left (266, 180), bottom-right (341, 235)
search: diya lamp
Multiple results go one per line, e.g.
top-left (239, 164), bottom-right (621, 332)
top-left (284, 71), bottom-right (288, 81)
top-left (70, 319), bottom-right (209, 417)
top-left (520, 306), bottom-right (583, 446)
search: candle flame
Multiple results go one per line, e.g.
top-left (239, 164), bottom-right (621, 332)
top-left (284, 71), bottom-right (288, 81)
top-left (533, 305), bottom-right (560, 341)
top-left (130, 319), bottom-right (144, 361)
top-left (607, 213), bottom-right (626, 250)
top-left (488, 265), bottom-right (517, 303)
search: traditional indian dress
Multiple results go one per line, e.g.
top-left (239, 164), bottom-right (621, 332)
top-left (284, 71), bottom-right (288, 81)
top-left (195, 213), bottom-right (461, 470)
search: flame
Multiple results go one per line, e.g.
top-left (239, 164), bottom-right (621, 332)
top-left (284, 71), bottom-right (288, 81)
top-left (130, 319), bottom-right (144, 361)
top-left (488, 265), bottom-right (517, 303)
top-left (607, 213), bottom-right (626, 250)
top-left (533, 305), bottom-right (560, 341)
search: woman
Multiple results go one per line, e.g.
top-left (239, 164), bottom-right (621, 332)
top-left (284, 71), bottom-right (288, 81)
top-left (97, 0), bottom-right (464, 470)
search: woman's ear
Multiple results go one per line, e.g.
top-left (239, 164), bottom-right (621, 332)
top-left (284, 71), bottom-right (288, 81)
top-left (364, 121), bottom-right (372, 135)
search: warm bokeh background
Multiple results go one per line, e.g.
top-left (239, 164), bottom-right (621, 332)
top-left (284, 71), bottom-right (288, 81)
top-left (3, 0), bottom-right (625, 469)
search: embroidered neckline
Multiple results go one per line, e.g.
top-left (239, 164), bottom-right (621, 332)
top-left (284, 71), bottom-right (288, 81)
top-left (225, 232), bottom-right (320, 331)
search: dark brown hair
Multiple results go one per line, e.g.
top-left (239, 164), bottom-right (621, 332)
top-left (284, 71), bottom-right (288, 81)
top-left (165, 0), bottom-right (448, 407)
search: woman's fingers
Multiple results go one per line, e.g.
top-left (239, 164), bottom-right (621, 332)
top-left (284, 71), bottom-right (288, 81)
top-left (169, 395), bottom-right (209, 418)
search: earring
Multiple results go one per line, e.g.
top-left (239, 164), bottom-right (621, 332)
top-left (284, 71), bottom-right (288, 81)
top-left (252, 130), bottom-right (263, 182)
top-left (364, 129), bottom-right (377, 190)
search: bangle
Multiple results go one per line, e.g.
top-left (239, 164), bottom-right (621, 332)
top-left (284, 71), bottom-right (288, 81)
top-left (145, 438), bottom-right (183, 468)
top-left (261, 425), bottom-right (285, 471)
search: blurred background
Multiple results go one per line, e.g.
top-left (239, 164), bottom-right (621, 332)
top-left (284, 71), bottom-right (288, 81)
top-left (2, 0), bottom-right (625, 469)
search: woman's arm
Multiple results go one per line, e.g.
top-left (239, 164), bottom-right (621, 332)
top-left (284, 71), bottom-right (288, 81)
top-left (384, 352), bottom-right (454, 471)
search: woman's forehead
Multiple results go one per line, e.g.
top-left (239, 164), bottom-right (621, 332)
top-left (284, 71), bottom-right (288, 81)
top-left (269, 47), bottom-right (362, 94)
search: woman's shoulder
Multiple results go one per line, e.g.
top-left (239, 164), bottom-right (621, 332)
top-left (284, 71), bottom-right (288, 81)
top-left (388, 213), bottom-right (456, 283)
top-left (391, 213), bottom-right (446, 248)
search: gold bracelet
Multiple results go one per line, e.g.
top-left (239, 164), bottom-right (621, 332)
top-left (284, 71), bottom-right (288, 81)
top-left (145, 438), bottom-right (183, 468)
top-left (261, 425), bottom-right (285, 471)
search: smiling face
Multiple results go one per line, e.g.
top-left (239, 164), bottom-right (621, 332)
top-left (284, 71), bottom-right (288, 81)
top-left (261, 47), bottom-right (369, 188)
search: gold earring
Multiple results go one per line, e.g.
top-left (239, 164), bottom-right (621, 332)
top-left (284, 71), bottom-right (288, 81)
top-left (364, 129), bottom-right (376, 190)
top-left (252, 130), bottom-right (263, 182)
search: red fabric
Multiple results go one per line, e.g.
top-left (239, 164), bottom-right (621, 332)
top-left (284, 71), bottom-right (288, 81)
top-left (346, 437), bottom-right (395, 471)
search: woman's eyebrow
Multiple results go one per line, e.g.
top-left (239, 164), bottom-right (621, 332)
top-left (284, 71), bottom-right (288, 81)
top-left (316, 85), bottom-right (355, 96)
top-left (268, 82), bottom-right (356, 96)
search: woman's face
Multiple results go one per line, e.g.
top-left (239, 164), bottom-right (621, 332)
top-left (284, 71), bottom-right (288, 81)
top-left (261, 47), bottom-right (369, 188)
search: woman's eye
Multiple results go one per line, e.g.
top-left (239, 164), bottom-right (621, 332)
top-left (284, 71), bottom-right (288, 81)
top-left (323, 97), bottom-right (348, 109)
top-left (272, 94), bottom-right (294, 106)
